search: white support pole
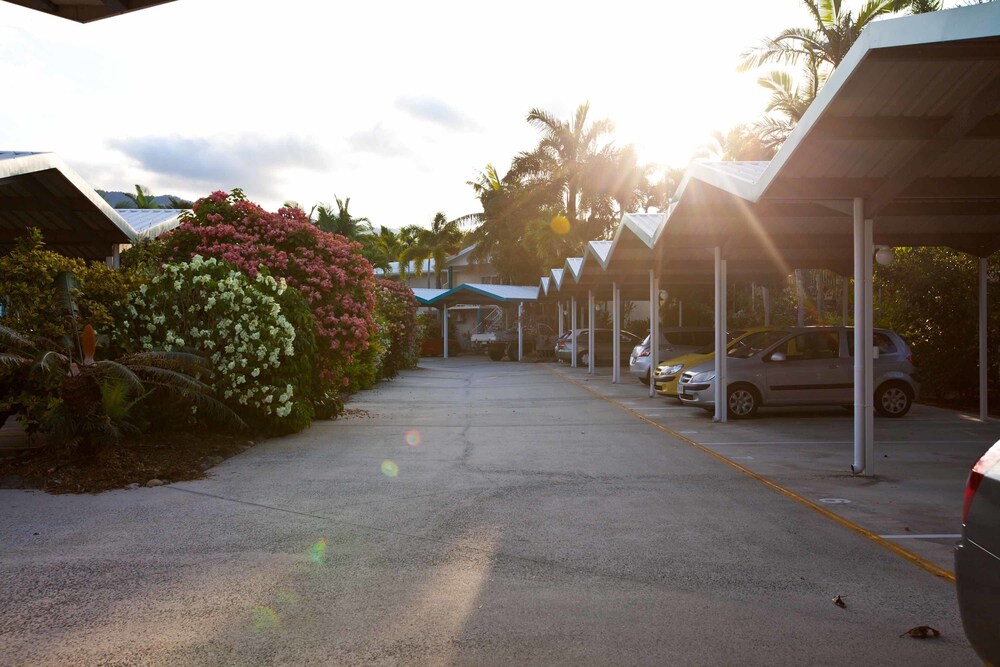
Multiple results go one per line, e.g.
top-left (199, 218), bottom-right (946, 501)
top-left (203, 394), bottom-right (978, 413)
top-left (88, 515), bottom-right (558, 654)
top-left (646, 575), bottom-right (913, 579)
top-left (443, 306), bottom-right (449, 359)
top-left (842, 278), bottom-right (850, 325)
top-left (585, 292), bottom-right (592, 374)
top-left (721, 258), bottom-right (728, 421)
top-left (608, 283), bottom-right (622, 384)
top-left (519, 302), bottom-right (526, 360)
top-left (714, 247), bottom-right (727, 423)
top-left (763, 287), bottom-right (771, 326)
top-left (571, 296), bottom-right (578, 368)
top-left (852, 198), bottom-right (874, 476)
top-left (678, 300), bottom-right (683, 327)
top-left (558, 300), bottom-right (564, 338)
top-left (653, 276), bottom-right (661, 395)
top-left (980, 257), bottom-right (989, 421)
top-left (816, 271), bottom-right (824, 321)
top-left (795, 269), bottom-right (805, 326)
top-left (649, 269), bottom-right (657, 398)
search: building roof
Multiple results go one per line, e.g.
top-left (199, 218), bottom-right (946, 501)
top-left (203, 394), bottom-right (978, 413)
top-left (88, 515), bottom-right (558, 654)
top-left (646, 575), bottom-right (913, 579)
top-left (412, 288), bottom-right (449, 305)
top-left (2, 0), bottom-right (176, 23)
top-left (420, 283), bottom-right (539, 307)
top-left (0, 151), bottom-right (188, 261)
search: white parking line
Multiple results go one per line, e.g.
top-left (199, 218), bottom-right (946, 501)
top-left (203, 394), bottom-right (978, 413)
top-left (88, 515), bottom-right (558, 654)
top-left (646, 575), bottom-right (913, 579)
top-left (697, 440), bottom-right (990, 446)
top-left (879, 534), bottom-right (961, 540)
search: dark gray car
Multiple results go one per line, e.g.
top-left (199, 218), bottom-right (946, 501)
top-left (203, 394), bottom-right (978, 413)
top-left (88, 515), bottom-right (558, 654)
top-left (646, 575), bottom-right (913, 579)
top-left (955, 439), bottom-right (1000, 663)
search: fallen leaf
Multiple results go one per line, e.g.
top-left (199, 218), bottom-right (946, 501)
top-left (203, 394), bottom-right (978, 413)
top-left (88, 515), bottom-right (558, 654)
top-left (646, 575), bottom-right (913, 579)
top-left (900, 626), bottom-right (940, 639)
top-left (833, 595), bottom-right (846, 608)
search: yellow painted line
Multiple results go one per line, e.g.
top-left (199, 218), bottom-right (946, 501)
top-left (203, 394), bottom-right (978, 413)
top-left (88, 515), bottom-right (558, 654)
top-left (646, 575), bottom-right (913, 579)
top-left (546, 366), bottom-right (956, 584)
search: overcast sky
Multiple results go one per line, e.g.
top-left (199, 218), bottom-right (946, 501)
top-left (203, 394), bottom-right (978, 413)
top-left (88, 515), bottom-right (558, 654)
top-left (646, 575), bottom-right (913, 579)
top-left (0, 0), bottom-right (965, 227)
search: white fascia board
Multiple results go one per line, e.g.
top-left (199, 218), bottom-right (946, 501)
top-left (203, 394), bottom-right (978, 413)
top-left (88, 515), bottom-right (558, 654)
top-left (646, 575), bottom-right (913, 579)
top-left (550, 268), bottom-right (565, 290)
top-left (564, 257), bottom-right (584, 282)
top-left (0, 152), bottom-right (137, 242)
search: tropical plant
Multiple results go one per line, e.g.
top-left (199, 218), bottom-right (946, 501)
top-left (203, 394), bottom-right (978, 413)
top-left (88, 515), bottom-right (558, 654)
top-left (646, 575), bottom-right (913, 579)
top-left (116, 256), bottom-right (315, 433)
top-left (361, 226), bottom-right (406, 275)
top-left (695, 125), bottom-right (775, 161)
top-left (115, 184), bottom-right (161, 209)
top-left (752, 56), bottom-right (826, 151)
top-left (399, 212), bottom-right (464, 287)
top-left (159, 189), bottom-right (376, 395)
top-left (314, 196), bottom-right (370, 240)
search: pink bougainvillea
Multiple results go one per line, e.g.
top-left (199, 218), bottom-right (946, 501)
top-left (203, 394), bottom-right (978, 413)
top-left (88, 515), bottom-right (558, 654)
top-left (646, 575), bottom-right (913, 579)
top-left (160, 190), bottom-right (375, 392)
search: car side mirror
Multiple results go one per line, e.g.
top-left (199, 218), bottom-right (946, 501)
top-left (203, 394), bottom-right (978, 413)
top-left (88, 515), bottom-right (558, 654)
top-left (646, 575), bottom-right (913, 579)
top-left (769, 352), bottom-right (786, 362)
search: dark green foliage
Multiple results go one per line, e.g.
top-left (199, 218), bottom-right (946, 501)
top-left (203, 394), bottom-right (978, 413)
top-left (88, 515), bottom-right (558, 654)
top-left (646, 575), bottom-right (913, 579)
top-left (375, 278), bottom-right (420, 378)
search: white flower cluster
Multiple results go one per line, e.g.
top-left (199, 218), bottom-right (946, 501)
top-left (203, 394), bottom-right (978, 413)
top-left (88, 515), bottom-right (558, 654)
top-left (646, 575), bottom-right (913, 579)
top-left (120, 255), bottom-right (298, 421)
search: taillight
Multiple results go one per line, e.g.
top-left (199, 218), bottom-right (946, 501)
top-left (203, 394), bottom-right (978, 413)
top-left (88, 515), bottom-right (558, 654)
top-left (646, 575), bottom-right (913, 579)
top-left (638, 346), bottom-right (650, 358)
top-left (963, 441), bottom-right (1000, 523)
top-left (558, 342), bottom-right (565, 349)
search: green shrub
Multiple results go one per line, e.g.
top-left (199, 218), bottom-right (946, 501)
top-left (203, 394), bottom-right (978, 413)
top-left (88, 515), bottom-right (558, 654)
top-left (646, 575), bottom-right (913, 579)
top-left (115, 256), bottom-right (315, 434)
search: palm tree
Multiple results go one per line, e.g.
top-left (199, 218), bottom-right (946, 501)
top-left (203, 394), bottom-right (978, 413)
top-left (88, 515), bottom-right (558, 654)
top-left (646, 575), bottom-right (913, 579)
top-left (510, 103), bottom-right (617, 228)
top-left (695, 125), bottom-right (775, 161)
top-left (363, 226), bottom-right (407, 276)
top-left (115, 184), bottom-right (160, 209)
top-left (738, 1), bottom-right (916, 72)
top-left (314, 196), bottom-right (370, 240)
top-left (752, 56), bottom-right (826, 151)
top-left (399, 213), bottom-right (464, 288)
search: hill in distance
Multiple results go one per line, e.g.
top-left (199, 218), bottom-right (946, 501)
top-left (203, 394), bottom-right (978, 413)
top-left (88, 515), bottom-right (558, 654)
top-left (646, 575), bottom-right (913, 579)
top-left (97, 189), bottom-right (194, 209)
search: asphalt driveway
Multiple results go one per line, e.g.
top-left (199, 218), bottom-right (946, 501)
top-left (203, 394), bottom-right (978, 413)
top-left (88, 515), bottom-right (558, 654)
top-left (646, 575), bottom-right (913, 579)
top-left (0, 358), bottom-right (977, 665)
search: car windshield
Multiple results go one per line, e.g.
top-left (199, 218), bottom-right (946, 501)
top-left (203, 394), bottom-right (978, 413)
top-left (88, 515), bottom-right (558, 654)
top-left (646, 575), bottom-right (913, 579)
top-left (728, 330), bottom-right (787, 359)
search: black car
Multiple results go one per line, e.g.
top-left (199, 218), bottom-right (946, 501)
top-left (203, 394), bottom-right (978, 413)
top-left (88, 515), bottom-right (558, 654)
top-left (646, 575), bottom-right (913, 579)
top-left (955, 439), bottom-right (1000, 663)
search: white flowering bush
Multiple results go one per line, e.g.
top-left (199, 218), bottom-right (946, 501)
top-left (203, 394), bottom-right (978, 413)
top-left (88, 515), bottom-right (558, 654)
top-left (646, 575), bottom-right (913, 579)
top-left (116, 256), bottom-right (314, 432)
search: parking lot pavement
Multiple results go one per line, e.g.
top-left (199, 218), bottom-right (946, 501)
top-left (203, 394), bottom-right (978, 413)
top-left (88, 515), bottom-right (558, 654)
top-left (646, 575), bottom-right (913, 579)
top-left (0, 357), bottom-right (978, 664)
top-left (550, 361), bottom-right (997, 572)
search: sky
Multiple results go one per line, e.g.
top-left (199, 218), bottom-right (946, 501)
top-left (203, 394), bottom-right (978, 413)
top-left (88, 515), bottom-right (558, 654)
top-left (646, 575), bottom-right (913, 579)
top-left (0, 0), bottom-right (965, 228)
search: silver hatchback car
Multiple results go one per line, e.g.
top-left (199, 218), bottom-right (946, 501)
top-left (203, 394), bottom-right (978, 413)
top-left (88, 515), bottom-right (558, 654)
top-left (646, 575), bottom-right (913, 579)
top-left (677, 327), bottom-right (917, 419)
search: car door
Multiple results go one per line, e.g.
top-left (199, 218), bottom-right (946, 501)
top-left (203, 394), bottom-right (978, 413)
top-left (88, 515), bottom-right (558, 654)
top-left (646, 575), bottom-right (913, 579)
top-left (763, 331), bottom-right (849, 405)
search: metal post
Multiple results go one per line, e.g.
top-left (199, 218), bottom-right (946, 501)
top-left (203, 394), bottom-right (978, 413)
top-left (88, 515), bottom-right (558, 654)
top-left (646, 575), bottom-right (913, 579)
top-left (443, 306), bottom-right (449, 359)
top-left (795, 269), bottom-right (805, 326)
top-left (678, 300), bottom-right (683, 327)
top-left (587, 290), bottom-right (597, 375)
top-left (517, 302), bottom-right (524, 361)
top-left (842, 278), bottom-right (849, 324)
top-left (980, 257), bottom-right (989, 421)
top-left (612, 282), bottom-right (621, 383)
top-left (570, 296), bottom-right (578, 368)
top-left (852, 198), bottom-right (874, 476)
top-left (714, 247), bottom-right (726, 423)
top-left (558, 300), bottom-right (564, 338)
top-left (763, 287), bottom-right (771, 326)
top-left (816, 271), bottom-right (824, 321)
top-left (653, 276), bottom-right (661, 396)
top-left (649, 269), bottom-right (657, 398)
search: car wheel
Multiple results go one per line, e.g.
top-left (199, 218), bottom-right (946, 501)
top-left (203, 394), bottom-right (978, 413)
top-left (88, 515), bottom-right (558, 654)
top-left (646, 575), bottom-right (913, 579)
top-left (488, 347), bottom-right (504, 361)
top-left (727, 384), bottom-right (759, 419)
top-left (639, 372), bottom-right (650, 384)
top-left (875, 382), bottom-right (912, 418)
top-left (580, 351), bottom-right (590, 367)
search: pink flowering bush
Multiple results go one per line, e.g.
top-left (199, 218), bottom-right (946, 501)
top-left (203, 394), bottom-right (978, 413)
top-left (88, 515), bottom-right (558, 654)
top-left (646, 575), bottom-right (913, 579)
top-left (160, 190), bottom-right (375, 404)
top-left (375, 279), bottom-right (420, 378)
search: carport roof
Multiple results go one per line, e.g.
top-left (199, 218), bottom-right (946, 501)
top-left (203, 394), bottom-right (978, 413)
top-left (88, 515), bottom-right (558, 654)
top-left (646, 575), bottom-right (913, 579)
top-left (0, 151), bottom-right (135, 260)
top-left (658, 3), bottom-right (1000, 271)
top-left (419, 283), bottom-right (539, 307)
top-left (412, 288), bottom-right (449, 305)
top-left (2, 0), bottom-right (176, 22)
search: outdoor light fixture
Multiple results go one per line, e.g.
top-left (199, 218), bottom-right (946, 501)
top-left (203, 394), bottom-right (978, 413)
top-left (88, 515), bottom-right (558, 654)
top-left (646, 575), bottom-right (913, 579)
top-left (875, 246), bottom-right (895, 266)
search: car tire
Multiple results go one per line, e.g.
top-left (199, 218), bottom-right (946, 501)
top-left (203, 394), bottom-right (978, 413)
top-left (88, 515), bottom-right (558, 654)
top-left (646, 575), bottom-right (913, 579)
top-left (580, 351), bottom-right (590, 367)
top-left (727, 384), bottom-right (760, 419)
top-left (638, 372), bottom-right (649, 384)
top-left (875, 381), bottom-right (912, 418)
top-left (488, 348), bottom-right (504, 361)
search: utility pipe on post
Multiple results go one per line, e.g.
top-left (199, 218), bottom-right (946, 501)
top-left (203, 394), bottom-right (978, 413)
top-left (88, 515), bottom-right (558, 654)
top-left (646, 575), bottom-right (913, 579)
top-left (588, 290), bottom-right (596, 375)
top-left (980, 257), bottom-right (989, 421)
top-left (571, 296), bottom-right (578, 368)
top-left (517, 302), bottom-right (524, 362)
top-left (852, 198), bottom-right (875, 476)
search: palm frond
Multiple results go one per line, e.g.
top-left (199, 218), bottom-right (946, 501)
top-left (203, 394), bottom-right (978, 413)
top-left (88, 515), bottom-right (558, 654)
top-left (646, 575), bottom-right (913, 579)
top-left (92, 360), bottom-right (145, 394)
top-left (128, 365), bottom-right (213, 393)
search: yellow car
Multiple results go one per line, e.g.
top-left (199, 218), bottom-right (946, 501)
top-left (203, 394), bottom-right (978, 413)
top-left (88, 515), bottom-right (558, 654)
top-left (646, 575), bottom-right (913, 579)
top-left (653, 327), bottom-right (778, 398)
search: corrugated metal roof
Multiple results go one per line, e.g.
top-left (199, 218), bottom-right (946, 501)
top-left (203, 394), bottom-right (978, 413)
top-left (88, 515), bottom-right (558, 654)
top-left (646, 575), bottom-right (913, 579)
top-left (117, 209), bottom-right (187, 238)
top-left (4, 0), bottom-right (177, 23)
top-left (421, 283), bottom-right (539, 306)
top-left (565, 257), bottom-right (583, 280)
top-left (588, 240), bottom-right (612, 264)
top-left (550, 268), bottom-right (565, 290)
top-left (539, 276), bottom-right (551, 295)
top-left (412, 288), bottom-right (449, 305)
top-left (374, 258), bottom-right (435, 276)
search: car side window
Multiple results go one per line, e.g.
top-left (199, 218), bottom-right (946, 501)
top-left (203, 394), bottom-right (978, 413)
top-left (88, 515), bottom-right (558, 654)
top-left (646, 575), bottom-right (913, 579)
top-left (846, 332), bottom-right (897, 356)
top-left (771, 332), bottom-right (839, 361)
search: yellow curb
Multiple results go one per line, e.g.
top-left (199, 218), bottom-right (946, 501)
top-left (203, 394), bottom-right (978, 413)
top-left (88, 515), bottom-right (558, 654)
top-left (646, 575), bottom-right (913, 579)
top-left (546, 365), bottom-right (956, 584)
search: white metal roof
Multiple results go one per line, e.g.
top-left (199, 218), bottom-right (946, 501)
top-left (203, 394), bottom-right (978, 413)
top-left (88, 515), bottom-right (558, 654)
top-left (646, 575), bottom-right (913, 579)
top-left (118, 209), bottom-right (187, 239)
top-left (412, 288), bottom-right (449, 305)
top-left (421, 283), bottom-right (539, 306)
